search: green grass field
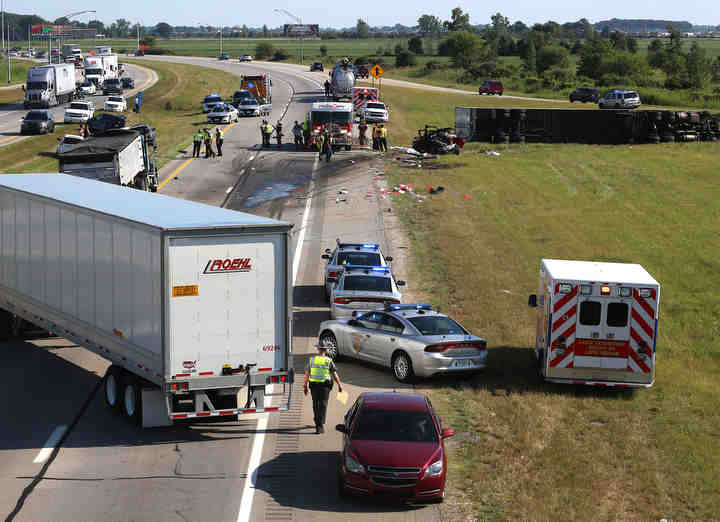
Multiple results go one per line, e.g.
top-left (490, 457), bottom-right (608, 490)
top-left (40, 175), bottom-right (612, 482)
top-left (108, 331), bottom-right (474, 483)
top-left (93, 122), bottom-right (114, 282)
top-left (381, 84), bottom-right (720, 520)
top-left (0, 58), bottom-right (34, 87)
top-left (0, 60), bottom-right (242, 174)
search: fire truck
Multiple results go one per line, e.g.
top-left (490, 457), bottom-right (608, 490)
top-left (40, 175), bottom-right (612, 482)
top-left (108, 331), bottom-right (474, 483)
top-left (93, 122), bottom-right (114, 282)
top-left (528, 259), bottom-right (660, 388)
top-left (306, 102), bottom-right (354, 151)
top-left (352, 87), bottom-right (379, 113)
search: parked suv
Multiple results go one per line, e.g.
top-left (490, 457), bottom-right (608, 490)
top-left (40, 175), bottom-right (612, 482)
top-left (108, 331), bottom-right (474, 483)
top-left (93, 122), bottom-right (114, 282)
top-left (102, 78), bottom-right (123, 95)
top-left (478, 80), bottom-right (504, 96)
top-left (569, 87), bottom-right (600, 103)
top-left (310, 62), bottom-right (324, 72)
top-left (598, 90), bottom-right (641, 109)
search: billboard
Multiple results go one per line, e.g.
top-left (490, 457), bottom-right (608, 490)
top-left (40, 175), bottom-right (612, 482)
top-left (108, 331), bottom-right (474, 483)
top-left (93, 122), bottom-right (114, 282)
top-left (31, 25), bottom-right (74, 37)
top-left (283, 24), bottom-right (320, 37)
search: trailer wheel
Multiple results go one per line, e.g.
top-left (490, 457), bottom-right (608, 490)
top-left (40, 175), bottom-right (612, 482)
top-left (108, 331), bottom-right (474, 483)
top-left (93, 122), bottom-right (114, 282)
top-left (0, 309), bottom-right (13, 342)
top-left (104, 366), bottom-right (122, 410)
top-left (121, 375), bottom-right (141, 425)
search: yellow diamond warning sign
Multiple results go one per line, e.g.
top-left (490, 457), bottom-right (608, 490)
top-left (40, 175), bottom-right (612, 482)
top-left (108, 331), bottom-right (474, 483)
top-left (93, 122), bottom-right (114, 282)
top-left (369, 64), bottom-right (384, 78)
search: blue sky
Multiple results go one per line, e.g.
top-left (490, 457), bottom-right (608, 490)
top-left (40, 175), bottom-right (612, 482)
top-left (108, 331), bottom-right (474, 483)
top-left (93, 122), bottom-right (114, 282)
top-left (10, 0), bottom-right (719, 28)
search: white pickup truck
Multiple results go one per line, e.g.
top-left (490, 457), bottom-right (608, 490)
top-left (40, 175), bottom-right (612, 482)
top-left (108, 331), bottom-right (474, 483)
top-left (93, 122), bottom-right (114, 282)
top-left (63, 100), bottom-right (95, 123)
top-left (359, 100), bottom-right (389, 123)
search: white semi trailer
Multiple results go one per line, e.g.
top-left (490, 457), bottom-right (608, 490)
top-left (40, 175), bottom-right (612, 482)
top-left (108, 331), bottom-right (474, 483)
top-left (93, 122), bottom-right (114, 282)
top-left (23, 63), bottom-right (76, 108)
top-left (0, 174), bottom-right (294, 427)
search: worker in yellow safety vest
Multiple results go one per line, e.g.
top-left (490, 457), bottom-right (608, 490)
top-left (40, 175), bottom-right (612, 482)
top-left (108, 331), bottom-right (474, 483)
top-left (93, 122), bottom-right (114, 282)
top-left (304, 344), bottom-right (343, 434)
top-left (379, 124), bottom-right (388, 153)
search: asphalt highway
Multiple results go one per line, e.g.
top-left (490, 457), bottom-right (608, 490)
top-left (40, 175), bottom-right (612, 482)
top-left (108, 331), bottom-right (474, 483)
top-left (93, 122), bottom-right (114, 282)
top-left (0, 57), bottom-right (440, 522)
top-left (0, 63), bottom-right (157, 149)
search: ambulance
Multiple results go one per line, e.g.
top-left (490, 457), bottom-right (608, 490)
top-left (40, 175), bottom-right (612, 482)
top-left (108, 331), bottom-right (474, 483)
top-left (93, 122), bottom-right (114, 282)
top-left (528, 259), bottom-right (660, 387)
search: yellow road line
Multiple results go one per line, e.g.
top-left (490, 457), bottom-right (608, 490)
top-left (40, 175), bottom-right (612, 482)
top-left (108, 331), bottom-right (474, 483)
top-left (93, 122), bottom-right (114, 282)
top-left (157, 120), bottom-right (239, 191)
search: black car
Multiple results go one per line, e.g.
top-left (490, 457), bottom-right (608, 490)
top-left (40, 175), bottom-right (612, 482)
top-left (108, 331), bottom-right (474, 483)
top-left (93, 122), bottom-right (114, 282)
top-left (231, 89), bottom-right (252, 106)
top-left (87, 113), bottom-right (126, 135)
top-left (310, 62), bottom-right (324, 72)
top-left (103, 78), bottom-right (124, 95)
top-left (219, 52), bottom-right (229, 60)
top-left (21, 110), bottom-right (55, 135)
top-left (121, 77), bottom-right (135, 89)
top-left (569, 87), bottom-right (600, 103)
top-left (130, 123), bottom-right (157, 148)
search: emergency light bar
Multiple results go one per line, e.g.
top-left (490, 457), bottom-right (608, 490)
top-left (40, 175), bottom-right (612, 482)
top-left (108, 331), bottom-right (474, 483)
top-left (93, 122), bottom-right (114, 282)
top-left (336, 241), bottom-right (379, 250)
top-left (344, 265), bottom-right (390, 273)
top-left (386, 303), bottom-right (432, 311)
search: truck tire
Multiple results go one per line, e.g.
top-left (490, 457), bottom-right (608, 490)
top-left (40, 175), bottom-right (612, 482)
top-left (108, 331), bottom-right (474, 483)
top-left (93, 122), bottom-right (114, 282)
top-left (121, 375), bottom-right (141, 425)
top-left (104, 366), bottom-right (122, 410)
top-left (135, 175), bottom-right (149, 192)
top-left (0, 309), bottom-right (13, 342)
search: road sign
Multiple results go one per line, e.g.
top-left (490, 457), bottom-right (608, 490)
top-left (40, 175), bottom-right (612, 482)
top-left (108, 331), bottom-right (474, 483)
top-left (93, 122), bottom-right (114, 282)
top-left (370, 64), bottom-right (384, 79)
top-left (136, 91), bottom-right (142, 107)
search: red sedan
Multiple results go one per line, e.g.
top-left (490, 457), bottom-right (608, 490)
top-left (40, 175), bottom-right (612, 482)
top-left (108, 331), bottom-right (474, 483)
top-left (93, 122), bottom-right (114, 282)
top-left (336, 392), bottom-right (454, 503)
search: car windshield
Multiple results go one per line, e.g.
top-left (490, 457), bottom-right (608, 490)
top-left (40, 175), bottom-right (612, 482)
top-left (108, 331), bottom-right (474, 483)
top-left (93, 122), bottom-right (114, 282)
top-left (352, 409), bottom-right (438, 443)
top-left (26, 81), bottom-right (48, 90)
top-left (239, 98), bottom-right (257, 105)
top-left (337, 252), bottom-right (381, 266)
top-left (25, 111), bottom-right (46, 121)
top-left (624, 92), bottom-right (638, 99)
top-left (408, 316), bottom-right (468, 336)
top-left (70, 103), bottom-right (89, 110)
top-left (312, 111), bottom-right (353, 124)
top-left (106, 80), bottom-right (119, 85)
top-left (365, 103), bottom-right (385, 109)
top-left (205, 96), bottom-right (221, 103)
top-left (342, 276), bottom-right (391, 292)
top-left (81, 80), bottom-right (91, 87)
top-left (108, 97), bottom-right (123, 102)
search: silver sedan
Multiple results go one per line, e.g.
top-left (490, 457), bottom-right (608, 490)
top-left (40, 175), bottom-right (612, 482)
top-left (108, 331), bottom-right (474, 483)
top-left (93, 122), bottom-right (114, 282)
top-left (317, 304), bottom-right (487, 383)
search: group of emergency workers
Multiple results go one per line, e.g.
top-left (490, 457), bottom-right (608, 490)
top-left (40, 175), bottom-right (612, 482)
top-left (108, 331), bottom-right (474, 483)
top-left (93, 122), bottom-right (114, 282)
top-left (357, 121), bottom-right (388, 151)
top-left (260, 119), bottom-right (284, 148)
top-left (192, 127), bottom-right (225, 158)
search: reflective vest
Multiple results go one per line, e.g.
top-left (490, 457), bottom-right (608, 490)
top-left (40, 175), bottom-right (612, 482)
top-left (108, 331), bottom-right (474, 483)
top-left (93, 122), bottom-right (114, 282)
top-left (380, 127), bottom-right (388, 138)
top-left (309, 355), bottom-right (332, 383)
top-left (263, 124), bottom-right (273, 134)
top-left (193, 132), bottom-right (203, 143)
top-left (302, 121), bottom-right (308, 131)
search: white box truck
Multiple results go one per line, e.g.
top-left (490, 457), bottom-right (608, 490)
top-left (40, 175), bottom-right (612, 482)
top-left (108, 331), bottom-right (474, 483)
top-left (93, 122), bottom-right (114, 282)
top-left (23, 64), bottom-right (76, 108)
top-left (84, 55), bottom-right (104, 86)
top-left (57, 129), bottom-right (159, 191)
top-left (528, 259), bottom-right (660, 388)
top-left (0, 174), bottom-right (294, 427)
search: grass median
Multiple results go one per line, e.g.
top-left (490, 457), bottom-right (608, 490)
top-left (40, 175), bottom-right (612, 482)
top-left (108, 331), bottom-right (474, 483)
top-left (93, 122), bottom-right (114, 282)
top-left (381, 85), bottom-right (720, 520)
top-left (0, 60), bottom-right (243, 174)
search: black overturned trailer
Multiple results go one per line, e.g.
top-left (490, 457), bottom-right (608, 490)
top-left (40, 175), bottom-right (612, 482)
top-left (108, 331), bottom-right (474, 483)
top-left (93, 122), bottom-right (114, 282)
top-left (455, 107), bottom-right (720, 145)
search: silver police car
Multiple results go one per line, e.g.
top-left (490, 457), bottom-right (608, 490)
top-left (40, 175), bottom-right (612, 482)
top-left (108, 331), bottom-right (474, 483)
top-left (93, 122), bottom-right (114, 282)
top-left (322, 242), bottom-right (392, 299)
top-left (318, 304), bottom-right (487, 382)
top-left (329, 265), bottom-right (404, 320)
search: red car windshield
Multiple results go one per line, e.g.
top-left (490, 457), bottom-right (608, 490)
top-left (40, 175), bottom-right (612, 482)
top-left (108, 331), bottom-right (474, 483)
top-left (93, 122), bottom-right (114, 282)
top-left (352, 409), bottom-right (438, 442)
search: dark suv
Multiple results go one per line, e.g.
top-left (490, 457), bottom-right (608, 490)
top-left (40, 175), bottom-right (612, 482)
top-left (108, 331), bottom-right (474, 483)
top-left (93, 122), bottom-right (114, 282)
top-left (356, 64), bottom-right (370, 79)
top-left (569, 87), bottom-right (600, 103)
top-left (103, 78), bottom-right (123, 95)
top-left (310, 62), bottom-right (324, 72)
top-left (478, 80), bottom-right (504, 96)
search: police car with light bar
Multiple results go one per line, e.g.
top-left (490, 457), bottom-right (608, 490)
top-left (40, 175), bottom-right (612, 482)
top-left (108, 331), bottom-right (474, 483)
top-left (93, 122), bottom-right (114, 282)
top-left (329, 265), bottom-right (404, 320)
top-left (322, 241), bottom-right (392, 299)
top-left (318, 304), bottom-right (488, 382)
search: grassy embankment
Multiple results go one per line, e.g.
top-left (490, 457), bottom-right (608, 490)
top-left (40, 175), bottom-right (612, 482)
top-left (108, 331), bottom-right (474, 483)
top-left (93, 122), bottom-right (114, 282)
top-left (0, 60), bottom-right (242, 174)
top-left (0, 58), bottom-right (34, 87)
top-left (380, 84), bottom-right (720, 520)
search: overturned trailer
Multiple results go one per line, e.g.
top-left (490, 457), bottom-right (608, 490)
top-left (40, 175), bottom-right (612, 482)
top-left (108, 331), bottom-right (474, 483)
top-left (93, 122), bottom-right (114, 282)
top-left (455, 107), bottom-right (720, 145)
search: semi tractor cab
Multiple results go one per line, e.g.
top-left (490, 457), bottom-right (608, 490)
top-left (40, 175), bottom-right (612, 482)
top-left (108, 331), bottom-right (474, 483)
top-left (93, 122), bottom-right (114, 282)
top-left (307, 102), bottom-right (354, 151)
top-left (528, 259), bottom-right (660, 388)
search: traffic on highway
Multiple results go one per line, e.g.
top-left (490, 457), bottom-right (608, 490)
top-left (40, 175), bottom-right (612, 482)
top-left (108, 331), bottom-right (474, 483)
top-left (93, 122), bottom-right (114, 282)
top-left (0, 43), bottom-right (663, 522)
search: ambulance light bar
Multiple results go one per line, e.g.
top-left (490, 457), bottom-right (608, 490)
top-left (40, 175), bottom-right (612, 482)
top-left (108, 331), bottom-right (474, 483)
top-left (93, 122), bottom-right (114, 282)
top-left (558, 283), bottom-right (572, 294)
top-left (638, 288), bottom-right (653, 298)
top-left (580, 284), bottom-right (592, 295)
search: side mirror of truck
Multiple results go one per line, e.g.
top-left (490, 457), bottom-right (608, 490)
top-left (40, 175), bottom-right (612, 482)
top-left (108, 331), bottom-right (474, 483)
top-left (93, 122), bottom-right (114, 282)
top-left (321, 254), bottom-right (330, 259)
top-left (385, 256), bottom-right (393, 262)
top-left (396, 280), bottom-right (406, 287)
top-left (528, 294), bottom-right (537, 308)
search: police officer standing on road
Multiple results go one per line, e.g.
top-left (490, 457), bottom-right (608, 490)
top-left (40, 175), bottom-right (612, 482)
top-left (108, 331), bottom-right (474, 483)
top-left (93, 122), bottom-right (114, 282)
top-left (304, 344), bottom-right (343, 434)
top-left (358, 119), bottom-right (368, 147)
top-left (324, 79), bottom-right (331, 98)
top-left (215, 127), bottom-right (224, 157)
top-left (192, 129), bottom-right (203, 158)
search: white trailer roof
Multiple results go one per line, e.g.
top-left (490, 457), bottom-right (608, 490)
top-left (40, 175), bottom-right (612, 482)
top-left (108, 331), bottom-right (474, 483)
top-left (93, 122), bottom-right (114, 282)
top-left (311, 102), bottom-right (353, 111)
top-left (0, 174), bottom-right (290, 232)
top-left (542, 259), bottom-right (659, 286)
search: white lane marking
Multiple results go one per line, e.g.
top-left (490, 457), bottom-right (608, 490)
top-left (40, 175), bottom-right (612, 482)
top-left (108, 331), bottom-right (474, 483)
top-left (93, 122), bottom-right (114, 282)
top-left (226, 186), bottom-right (234, 194)
top-left (33, 425), bottom-right (67, 464)
top-left (236, 156), bottom-right (318, 522)
top-left (248, 155), bottom-right (255, 161)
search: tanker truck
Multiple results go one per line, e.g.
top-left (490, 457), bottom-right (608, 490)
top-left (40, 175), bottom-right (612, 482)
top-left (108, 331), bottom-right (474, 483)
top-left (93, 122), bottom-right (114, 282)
top-left (330, 58), bottom-right (356, 102)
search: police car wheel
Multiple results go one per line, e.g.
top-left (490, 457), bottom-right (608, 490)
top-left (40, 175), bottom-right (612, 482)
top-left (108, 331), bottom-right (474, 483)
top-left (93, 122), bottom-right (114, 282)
top-left (320, 332), bottom-right (340, 361)
top-left (392, 352), bottom-right (414, 383)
